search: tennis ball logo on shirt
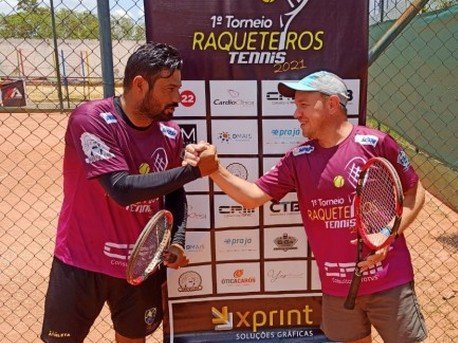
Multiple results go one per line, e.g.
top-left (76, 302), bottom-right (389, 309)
top-left (139, 163), bottom-right (150, 174)
top-left (333, 175), bottom-right (345, 188)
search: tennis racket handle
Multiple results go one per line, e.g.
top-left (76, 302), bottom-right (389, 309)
top-left (164, 253), bottom-right (177, 263)
top-left (344, 270), bottom-right (363, 310)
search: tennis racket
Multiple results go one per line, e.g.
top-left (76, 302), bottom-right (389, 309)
top-left (344, 157), bottom-right (403, 310)
top-left (126, 209), bottom-right (176, 286)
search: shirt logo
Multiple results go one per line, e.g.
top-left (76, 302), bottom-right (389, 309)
top-left (99, 112), bottom-right (117, 124)
top-left (80, 132), bottom-right (114, 164)
top-left (144, 307), bottom-right (158, 325)
top-left (151, 148), bottom-right (168, 172)
top-left (397, 149), bottom-right (411, 170)
top-left (293, 145), bottom-right (314, 156)
top-left (160, 123), bottom-right (178, 139)
top-left (355, 134), bottom-right (379, 147)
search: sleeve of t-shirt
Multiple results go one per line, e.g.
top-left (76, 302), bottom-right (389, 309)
top-left (378, 133), bottom-right (419, 192)
top-left (66, 107), bottom-right (129, 179)
top-left (255, 152), bottom-right (297, 201)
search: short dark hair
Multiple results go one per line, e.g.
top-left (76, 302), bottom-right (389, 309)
top-left (123, 42), bottom-right (183, 91)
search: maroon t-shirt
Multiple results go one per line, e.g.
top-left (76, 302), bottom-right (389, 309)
top-left (256, 125), bottom-right (419, 296)
top-left (54, 97), bottom-right (183, 278)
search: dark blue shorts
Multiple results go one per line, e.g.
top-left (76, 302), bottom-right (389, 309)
top-left (41, 257), bottom-right (165, 342)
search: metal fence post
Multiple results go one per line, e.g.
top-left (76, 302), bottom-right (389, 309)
top-left (97, 0), bottom-right (115, 98)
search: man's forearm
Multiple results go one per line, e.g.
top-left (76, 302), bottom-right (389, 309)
top-left (398, 181), bottom-right (425, 235)
top-left (210, 165), bottom-right (271, 209)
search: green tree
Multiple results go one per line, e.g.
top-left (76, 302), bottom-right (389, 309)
top-left (0, 6), bottom-right (144, 40)
top-left (17, 0), bottom-right (39, 12)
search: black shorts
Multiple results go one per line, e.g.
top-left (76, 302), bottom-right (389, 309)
top-left (41, 257), bottom-right (166, 343)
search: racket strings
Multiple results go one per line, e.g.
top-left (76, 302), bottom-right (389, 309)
top-left (130, 216), bottom-right (169, 280)
top-left (360, 165), bottom-right (397, 246)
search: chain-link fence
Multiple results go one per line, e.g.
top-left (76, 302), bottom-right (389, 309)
top-left (1, 1), bottom-right (457, 342)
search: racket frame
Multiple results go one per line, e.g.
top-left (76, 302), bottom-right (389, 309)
top-left (344, 157), bottom-right (404, 310)
top-left (126, 209), bottom-right (173, 286)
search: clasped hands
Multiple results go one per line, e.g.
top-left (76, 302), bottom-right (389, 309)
top-left (183, 141), bottom-right (219, 177)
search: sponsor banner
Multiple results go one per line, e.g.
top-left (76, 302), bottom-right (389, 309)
top-left (146, 0), bottom-right (368, 88)
top-left (210, 80), bottom-right (258, 116)
top-left (212, 119), bottom-right (258, 154)
top-left (264, 193), bottom-right (302, 225)
top-left (264, 260), bottom-right (307, 292)
top-left (186, 195), bottom-right (211, 228)
top-left (215, 229), bottom-right (260, 261)
top-left (185, 231), bottom-right (212, 264)
top-left (0, 79), bottom-right (26, 107)
top-left (175, 80), bottom-right (207, 117)
top-left (216, 262), bottom-right (261, 294)
top-left (263, 226), bottom-right (308, 259)
top-left (146, 1), bottom-right (367, 341)
top-left (167, 265), bottom-right (213, 298)
top-left (176, 119), bottom-right (209, 192)
top-left (261, 80), bottom-right (296, 116)
top-left (164, 296), bottom-right (327, 341)
top-left (214, 194), bottom-right (259, 228)
top-left (215, 157), bottom-right (259, 192)
top-left (262, 119), bottom-right (304, 154)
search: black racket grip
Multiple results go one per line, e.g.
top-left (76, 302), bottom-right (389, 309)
top-left (344, 269), bottom-right (363, 310)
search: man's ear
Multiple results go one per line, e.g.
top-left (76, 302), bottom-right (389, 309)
top-left (328, 94), bottom-right (341, 113)
top-left (131, 75), bottom-right (149, 95)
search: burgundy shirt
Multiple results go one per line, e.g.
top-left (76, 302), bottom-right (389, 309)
top-left (54, 97), bottom-right (183, 278)
top-left (256, 125), bottom-right (419, 296)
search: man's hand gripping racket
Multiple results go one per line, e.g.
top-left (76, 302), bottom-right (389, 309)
top-left (344, 157), bottom-right (404, 310)
top-left (126, 210), bottom-right (188, 286)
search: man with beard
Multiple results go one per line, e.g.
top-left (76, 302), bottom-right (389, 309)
top-left (41, 43), bottom-right (218, 343)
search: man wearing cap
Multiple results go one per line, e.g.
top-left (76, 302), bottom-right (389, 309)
top-left (184, 70), bottom-right (427, 343)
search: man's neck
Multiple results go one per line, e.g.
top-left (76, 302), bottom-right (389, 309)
top-left (317, 121), bottom-right (353, 148)
top-left (119, 94), bottom-right (152, 128)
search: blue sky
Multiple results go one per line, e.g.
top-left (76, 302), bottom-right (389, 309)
top-left (1, 0), bottom-right (145, 21)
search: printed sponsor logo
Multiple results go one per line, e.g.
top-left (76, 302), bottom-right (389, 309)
top-left (125, 198), bottom-right (159, 214)
top-left (187, 204), bottom-right (208, 220)
top-left (218, 205), bottom-right (256, 217)
top-left (179, 124), bottom-right (198, 145)
top-left (213, 89), bottom-right (255, 108)
top-left (160, 123), bottom-right (178, 139)
top-left (221, 269), bottom-right (256, 286)
top-left (178, 271), bottom-right (203, 292)
top-left (151, 148), bottom-right (168, 172)
top-left (271, 128), bottom-right (301, 138)
top-left (265, 90), bottom-right (294, 105)
top-left (397, 149), bottom-right (411, 170)
top-left (217, 131), bottom-right (253, 143)
top-left (185, 243), bottom-right (205, 254)
top-left (180, 89), bottom-right (196, 107)
top-left (354, 134), bottom-right (379, 147)
top-left (211, 304), bottom-right (315, 333)
top-left (100, 111), bottom-right (117, 124)
top-left (226, 162), bottom-right (248, 180)
top-left (269, 200), bottom-right (299, 214)
top-left (344, 156), bottom-right (365, 188)
top-left (293, 144), bottom-right (314, 156)
top-left (144, 307), bottom-right (157, 325)
top-left (273, 233), bottom-right (298, 251)
top-left (80, 132), bottom-right (115, 164)
top-left (266, 268), bottom-right (305, 283)
top-left (325, 260), bottom-right (385, 284)
top-left (194, 0), bottom-right (316, 65)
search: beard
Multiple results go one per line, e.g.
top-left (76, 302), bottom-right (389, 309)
top-left (138, 96), bottom-right (178, 122)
